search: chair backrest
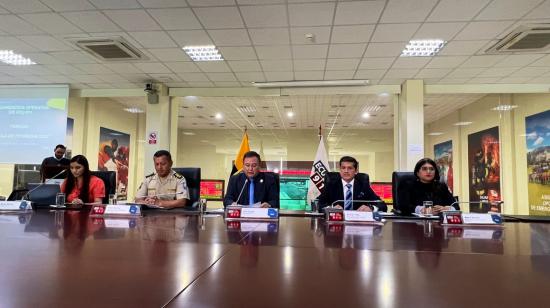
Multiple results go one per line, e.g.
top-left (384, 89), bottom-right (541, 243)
top-left (391, 171), bottom-right (415, 214)
top-left (262, 171), bottom-right (280, 208)
top-left (8, 189), bottom-right (29, 201)
top-left (91, 171), bottom-right (116, 204)
top-left (172, 167), bottom-right (201, 208)
top-left (326, 172), bottom-right (370, 184)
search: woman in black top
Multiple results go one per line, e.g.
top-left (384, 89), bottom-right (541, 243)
top-left (404, 158), bottom-right (457, 215)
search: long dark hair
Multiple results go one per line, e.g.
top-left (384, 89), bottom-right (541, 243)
top-left (413, 158), bottom-right (441, 183)
top-left (65, 155), bottom-right (92, 203)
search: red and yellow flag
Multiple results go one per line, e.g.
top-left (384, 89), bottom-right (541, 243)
top-left (231, 131), bottom-right (250, 175)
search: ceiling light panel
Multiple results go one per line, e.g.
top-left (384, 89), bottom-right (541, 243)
top-left (0, 50), bottom-right (36, 65)
top-left (182, 45), bottom-right (223, 61)
top-left (401, 40), bottom-right (446, 57)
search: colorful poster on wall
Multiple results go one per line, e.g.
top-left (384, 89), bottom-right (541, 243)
top-left (98, 127), bottom-right (130, 199)
top-left (66, 118), bottom-right (73, 159)
top-left (434, 140), bottom-right (453, 192)
top-left (468, 126), bottom-right (501, 213)
top-left (526, 110), bottom-right (550, 216)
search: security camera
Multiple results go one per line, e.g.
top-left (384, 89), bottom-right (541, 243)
top-left (144, 83), bottom-right (156, 94)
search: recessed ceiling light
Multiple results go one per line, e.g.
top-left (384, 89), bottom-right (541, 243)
top-left (123, 107), bottom-right (144, 113)
top-left (287, 111), bottom-right (294, 118)
top-left (182, 45), bottom-right (223, 61)
top-left (401, 39), bottom-right (446, 57)
top-left (453, 121), bottom-right (473, 126)
top-left (215, 112), bottom-right (222, 119)
top-left (491, 105), bottom-right (518, 111)
top-left (378, 92), bottom-right (390, 97)
top-left (0, 50), bottom-right (36, 65)
top-left (428, 132), bottom-right (444, 136)
top-left (183, 132), bottom-right (195, 136)
top-left (362, 112), bottom-right (370, 118)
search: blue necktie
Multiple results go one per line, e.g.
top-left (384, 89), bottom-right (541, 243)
top-left (344, 183), bottom-right (352, 210)
top-left (249, 178), bottom-right (255, 206)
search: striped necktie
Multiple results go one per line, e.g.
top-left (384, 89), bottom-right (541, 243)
top-left (249, 178), bottom-right (255, 206)
top-left (344, 183), bottom-right (352, 210)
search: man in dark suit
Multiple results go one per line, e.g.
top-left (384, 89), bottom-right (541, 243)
top-left (318, 156), bottom-right (387, 212)
top-left (224, 151), bottom-right (279, 208)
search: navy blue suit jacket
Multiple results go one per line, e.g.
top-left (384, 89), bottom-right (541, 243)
top-left (318, 173), bottom-right (387, 212)
top-left (224, 172), bottom-right (279, 208)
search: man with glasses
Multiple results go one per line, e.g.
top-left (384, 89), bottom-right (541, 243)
top-left (224, 151), bottom-right (279, 208)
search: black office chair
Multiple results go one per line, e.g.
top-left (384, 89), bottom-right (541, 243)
top-left (172, 167), bottom-right (201, 209)
top-left (8, 189), bottom-right (29, 201)
top-left (391, 171), bottom-right (415, 215)
top-left (91, 171), bottom-right (116, 204)
top-left (262, 171), bottom-right (280, 208)
top-left (326, 171), bottom-right (370, 185)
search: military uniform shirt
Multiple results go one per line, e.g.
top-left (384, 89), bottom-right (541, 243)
top-left (136, 170), bottom-right (189, 201)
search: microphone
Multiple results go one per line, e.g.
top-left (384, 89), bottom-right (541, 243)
top-left (330, 199), bottom-right (383, 210)
top-left (22, 169), bottom-right (67, 201)
top-left (235, 178), bottom-right (249, 205)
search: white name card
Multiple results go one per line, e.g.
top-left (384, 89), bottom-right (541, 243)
top-left (104, 218), bottom-right (138, 229)
top-left (343, 210), bottom-right (382, 222)
top-left (462, 213), bottom-right (502, 225)
top-left (240, 222), bottom-right (278, 232)
top-left (462, 229), bottom-right (501, 239)
top-left (344, 225), bottom-right (376, 236)
top-left (104, 204), bottom-right (141, 216)
top-left (0, 201), bottom-right (31, 211)
top-left (240, 207), bottom-right (279, 219)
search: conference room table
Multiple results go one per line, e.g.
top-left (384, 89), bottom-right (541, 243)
top-left (1, 208), bottom-right (549, 308)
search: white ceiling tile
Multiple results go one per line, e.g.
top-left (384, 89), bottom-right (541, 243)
top-left (415, 68), bottom-right (452, 78)
top-left (218, 46), bottom-right (257, 60)
top-left (477, 67), bottom-right (519, 78)
top-left (21, 75), bottom-right (53, 83)
top-left (104, 10), bottom-right (161, 31)
top-left (426, 56), bottom-right (468, 68)
top-left (476, 0), bottom-right (542, 20)
top-left (460, 55), bottom-right (508, 68)
top-left (524, 0), bottom-right (550, 19)
top-left (62, 11), bottom-right (121, 33)
top-left (260, 60), bottom-right (292, 72)
top-left (454, 21), bottom-right (515, 40)
top-left (427, 0), bottom-right (491, 22)
top-left (90, 72), bottom-right (128, 82)
top-left (331, 25), bottom-right (375, 44)
top-left (364, 43), bottom-right (406, 57)
top-left (168, 30), bottom-right (213, 46)
top-left (208, 29), bottom-right (251, 46)
top-left (371, 24), bottom-right (421, 43)
top-left (493, 54), bottom-right (545, 67)
top-left (185, 81), bottom-right (215, 87)
top-left (325, 58), bottom-right (360, 71)
top-left (391, 57), bottom-right (431, 69)
top-left (235, 72), bottom-right (265, 82)
top-left (380, 78), bottom-right (406, 84)
top-left (41, 0), bottom-right (95, 11)
top-left (413, 22), bottom-right (466, 41)
top-left (105, 63), bottom-right (142, 74)
top-left (89, 0), bottom-right (141, 9)
top-left (194, 7), bottom-right (244, 29)
top-left (166, 62), bottom-right (200, 73)
top-left (18, 35), bottom-right (74, 52)
top-left (497, 76), bottom-right (533, 83)
top-left (71, 74), bottom-right (105, 83)
top-left (354, 69), bottom-right (387, 79)
top-left (294, 71), bottom-right (324, 80)
top-left (134, 62), bottom-right (172, 73)
top-left (50, 51), bottom-right (97, 63)
top-left (195, 61), bottom-right (232, 72)
top-left (20, 13), bottom-right (83, 34)
top-left (358, 58), bottom-right (396, 70)
top-left (293, 59), bottom-right (326, 71)
top-left (1, 37), bottom-right (40, 52)
top-left (422, 78), bottom-right (442, 84)
top-left (138, 0), bottom-right (188, 8)
top-left (21, 53), bottom-right (65, 64)
top-left (529, 54), bottom-right (550, 66)
top-left (290, 27), bottom-right (331, 44)
top-left (381, 0), bottom-right (438, 23)
top-left (255, 45), bottom-right (292, 59)
top-left (529, 76), bottom-right (550, 83)
top-left (446, 67), bottom-right (484, 78)
top-left (206, 72), bottom-right (237, 82)
top-left (237, 0), bottom-right (284, 4)
top-left (384, 68), bottom-right (419, 79)
top-left (213, 81), bottom-right (241, 87)
top-left (467, 77), bottom-right (501, 83)
top-left (512, 67), bottom-right (549, 77)
top-left (148, 48), bottom-right (190, 61)
top-left (130, 31), bottom-right (177, 48)
top-left (289, 3), bottom-right (335, 26)
top-left (188, 0), bottom-right (235, 6)
top-left (438, 78), bottom-right (469, 84)
top-left (0, 0), bottom-right (50, 13)
top-left (42, 74), bottom-right (73, 83)
top-left (178, 72), bottom-right (210, 81)
top-left (264, 71), bottom-right (293, 81)
top-left (44, 64), bottom-right (85, 75)
top-left (438, 40), bottom-right (488, 55)
top-left (227, 60), bottom-right (261, 72)
top-left (148, 8), bottom-right (202, 30)
top-left (334, 1), bottom-right (385, 25)
top-left (293, 45), bottom-right (328, 59)
top-left (329, 44), bottom-right (366, 58)
top-left (249, 28), bottom-right (289, 45)
top-left (240, 5), bottom-right (287, 27)
top-left (324, 71), bottom-right (354, 80)
top-left (0, 15), bottom-right (44, 35)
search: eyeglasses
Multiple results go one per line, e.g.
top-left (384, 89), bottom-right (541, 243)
top-left (420, 166), bottom-right (435, 172)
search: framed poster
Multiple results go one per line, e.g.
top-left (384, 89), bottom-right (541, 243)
top-left (526, 110), bottom-right (550, 216)
top-left (98, 127), bottom-right (130, 199)
top-left (434, 140), bottom-right (453, 192)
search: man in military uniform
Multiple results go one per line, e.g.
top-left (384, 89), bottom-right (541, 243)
top-left (135, 150), bottom-right (189, 209)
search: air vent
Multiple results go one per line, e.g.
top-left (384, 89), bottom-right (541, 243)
top-left (486, 24), bottom-right (550, 53)
top-left (70, 37), bottom-right (147, 61)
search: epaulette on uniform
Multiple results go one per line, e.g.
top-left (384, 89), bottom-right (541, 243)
top-left (173, 172), bottom-right (183, 179)
top-left (145, 172), bottom-right (155, 178)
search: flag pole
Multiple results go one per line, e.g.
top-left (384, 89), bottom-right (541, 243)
top-left (318, 125), bottom-right (322, 141)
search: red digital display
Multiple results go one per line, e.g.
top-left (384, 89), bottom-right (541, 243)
top-left (227, 221), bottom-right (241, 229)
top-left (226, 209), bottom-right (241, 219)
top-left (328, 212), bottom-right (344, 221)
top-left (371, 182), bottom-right (393, 203)
top-left (200, 180), bottom-right (225, 201)
top-left (445, 213), bottom-right (463, 224)
top-left (91, 205), bottom-right (105, 215)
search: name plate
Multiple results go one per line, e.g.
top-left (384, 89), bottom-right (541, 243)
top-left (91, 204), bottom-right (141, 216)
top-left (225, 206), bottom-right (278, 220)
top-left (0, 201), bottom-right (32, 211)
top-left (104, 218), bottom-right (138, 229)
top-left (343, 210), bottom-right (382, 222)
top-left (442, 211), bottom-right (502, 225)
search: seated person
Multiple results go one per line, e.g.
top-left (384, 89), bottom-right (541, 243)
top-left (135, 150), bottom-right (189, 209)
top-left (224, 151), bottom-right (278, 208)
top-left (318, 156), bottom-right (387, 212)
top-left (61, 155), bottom-right (105, 205)
top-left (401, 158), bottom-right (458, 216)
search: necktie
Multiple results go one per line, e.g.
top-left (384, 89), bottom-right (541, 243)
top-left (344, 183), bottom-right (352, 210)
top-left (249, 178), bottom-right (255, 206)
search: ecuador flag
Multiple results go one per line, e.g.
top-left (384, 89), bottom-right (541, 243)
top-left (231, 131), bottom-right (250, 175)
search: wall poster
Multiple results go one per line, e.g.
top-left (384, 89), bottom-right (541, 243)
top-left (98, 127), bottom-right (130, 199)
top-left (526, 110), bottom-right (550, 216)
top-left (434, 140), bottom-right (453, 192)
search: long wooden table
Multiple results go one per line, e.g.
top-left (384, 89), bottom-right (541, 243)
top-left (1, 210), bottom-right (549, 307)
